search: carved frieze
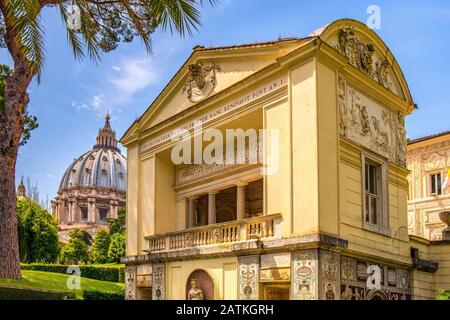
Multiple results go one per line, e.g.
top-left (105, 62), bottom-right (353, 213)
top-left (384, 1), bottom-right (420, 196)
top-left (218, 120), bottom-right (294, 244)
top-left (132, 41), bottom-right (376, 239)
top-left (238, 255), bottom-right (260, 300)
top-left (183, 62), bottom-right (221, 103)
top-left (338, 74), bottom-right (406, 166)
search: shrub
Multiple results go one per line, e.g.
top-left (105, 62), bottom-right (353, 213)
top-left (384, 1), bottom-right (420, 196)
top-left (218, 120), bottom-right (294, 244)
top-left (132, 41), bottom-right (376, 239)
top-left (437, 289), bottom-right (450, 300)
top-left (0, 285), bottom-right (75, 300)
top-left (83, 289), bottom-right (124, 300)
top-left (60, 234), bottom-right (89, 264)
top-left (108, 233), bottom-right (125, 263)
top-left (21, 263), bottom-right (125, 283)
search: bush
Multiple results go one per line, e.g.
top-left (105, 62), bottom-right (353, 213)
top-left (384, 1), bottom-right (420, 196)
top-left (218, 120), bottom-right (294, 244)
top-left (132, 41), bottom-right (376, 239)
top-left (0, 285), bottom-right (75, 300)
top-left (21, 263), bottom-right (125, 283)
top-left (437, 289), bottom-right (450, 300)
top-left (83, 289), bottom-right (124, 300)
top-left (108, 233), bottom-right (125, 263)
top-left (60, 234), bottom-right (89, 264)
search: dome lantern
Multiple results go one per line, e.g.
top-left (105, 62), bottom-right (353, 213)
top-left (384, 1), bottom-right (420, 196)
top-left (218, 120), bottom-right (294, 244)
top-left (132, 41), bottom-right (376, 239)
top-left (94, 113), bottom-right (120, 152)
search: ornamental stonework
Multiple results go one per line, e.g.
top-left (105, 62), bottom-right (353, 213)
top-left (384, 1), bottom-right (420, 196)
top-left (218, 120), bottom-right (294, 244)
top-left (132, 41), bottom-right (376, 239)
top-left (340, 256), bottom-right (411, 300)
top-left (152, 263), bottom-right (166, 300)
top-left (238, 255), bottom-right (260, 300)
top-left (125, 265), bottom-right (137, 300)
top-left (291, 250), bottom-right (318, 300)
top-left (336, 27), bottom-right (395, 95)
top-left (338, 74), bottom-right (406, 166)
top-left (182, 62), bottom-right (221, 103)
top-left (320, 251), bottom-right (340, 300)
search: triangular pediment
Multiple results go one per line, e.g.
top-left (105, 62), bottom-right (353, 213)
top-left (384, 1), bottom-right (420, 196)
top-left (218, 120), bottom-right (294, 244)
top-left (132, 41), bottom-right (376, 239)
top-left (130, 39), bottom-right (305, 136)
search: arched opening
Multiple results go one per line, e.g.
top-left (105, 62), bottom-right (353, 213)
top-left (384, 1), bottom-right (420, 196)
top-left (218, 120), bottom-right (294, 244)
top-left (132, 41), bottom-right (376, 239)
top-left (185, 269), bottom-right (214, 300)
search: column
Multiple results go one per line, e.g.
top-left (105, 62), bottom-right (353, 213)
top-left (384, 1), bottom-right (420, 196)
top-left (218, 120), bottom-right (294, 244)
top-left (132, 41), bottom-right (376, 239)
top-left (88, 199), bottom-right (96, 223)
top-left (237, 183), bottom-right (247, 220)
top-left (188, 197), bottom-right (197, 228)
top-left (208, 192), bottom-right (217, 225)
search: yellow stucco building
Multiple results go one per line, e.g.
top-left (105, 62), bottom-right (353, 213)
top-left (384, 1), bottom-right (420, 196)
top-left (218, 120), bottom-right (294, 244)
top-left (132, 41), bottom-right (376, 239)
top-left (120, 19), bottom-right (450, 300)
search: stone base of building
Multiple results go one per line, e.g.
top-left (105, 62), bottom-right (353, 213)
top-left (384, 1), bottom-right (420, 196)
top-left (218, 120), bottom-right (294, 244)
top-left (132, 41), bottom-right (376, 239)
top-left (124, 248), bottom-right (413, 300)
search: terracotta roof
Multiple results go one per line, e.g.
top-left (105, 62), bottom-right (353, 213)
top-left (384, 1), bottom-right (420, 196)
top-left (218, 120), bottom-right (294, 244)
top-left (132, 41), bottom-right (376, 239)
top-left (192, 37), bottom-right (306, 52)
top-left (408, 130), bottom-right (450, 145)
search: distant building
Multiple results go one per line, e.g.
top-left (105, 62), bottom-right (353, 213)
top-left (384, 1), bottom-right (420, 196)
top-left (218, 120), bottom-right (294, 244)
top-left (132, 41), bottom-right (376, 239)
top-left (407, 131), bottom-right (450, 240)
top-left (51, 114), bottom-right (127, 240)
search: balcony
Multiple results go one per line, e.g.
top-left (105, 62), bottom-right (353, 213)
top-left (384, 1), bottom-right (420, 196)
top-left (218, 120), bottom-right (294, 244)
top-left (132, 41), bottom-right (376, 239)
top-left (145, 213), bottom-right (282, 253)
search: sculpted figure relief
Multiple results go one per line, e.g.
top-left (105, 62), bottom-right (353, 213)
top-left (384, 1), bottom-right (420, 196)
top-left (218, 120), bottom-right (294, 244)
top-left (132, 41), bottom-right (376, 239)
top-left (187, 279), bottom-right (204, 300)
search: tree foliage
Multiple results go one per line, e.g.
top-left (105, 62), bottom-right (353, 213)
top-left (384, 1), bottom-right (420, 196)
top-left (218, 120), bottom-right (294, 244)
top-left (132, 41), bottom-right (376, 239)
top-left (107, 206), bottom-right (125, 235)
top-left (16, 197), bottom-right (59, 263)
top-left (90, 229), bottom-right (110, 264)
top-left (108, 233), bottom-right (125, 263)
top-left (59, 229), bottom-right (90, 264)
top-left (0, 64), bottom-right (38, 145)
top-left (0, 0), bottom-right (216, 79)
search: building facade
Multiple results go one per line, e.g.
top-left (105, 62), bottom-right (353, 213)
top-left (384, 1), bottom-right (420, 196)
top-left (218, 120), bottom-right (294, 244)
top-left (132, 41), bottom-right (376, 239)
top-left (121, 19), bottom-right (450, 300)
top-left (51, 115), bottom-right (127, 240)
top-left (407, 132), bottom-right (450, 240)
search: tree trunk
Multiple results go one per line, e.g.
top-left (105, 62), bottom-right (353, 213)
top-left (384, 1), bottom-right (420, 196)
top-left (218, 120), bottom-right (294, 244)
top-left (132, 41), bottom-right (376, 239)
top-left (0, 65), bottom-right (32, 279)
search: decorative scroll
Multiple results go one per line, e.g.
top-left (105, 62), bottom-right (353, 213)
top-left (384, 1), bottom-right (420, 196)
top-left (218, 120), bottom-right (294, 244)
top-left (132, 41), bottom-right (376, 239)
top-left (238, 255), bottom-right (260, 300)
top-left (291, 250), bottom-right (318, 300)
top-left (152, 263), bottom-right (166, 300)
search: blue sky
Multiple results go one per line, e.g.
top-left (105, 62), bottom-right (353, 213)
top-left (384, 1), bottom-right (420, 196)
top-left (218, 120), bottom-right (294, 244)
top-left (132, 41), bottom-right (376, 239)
top-left (1, 0), bottom-right (449, 203)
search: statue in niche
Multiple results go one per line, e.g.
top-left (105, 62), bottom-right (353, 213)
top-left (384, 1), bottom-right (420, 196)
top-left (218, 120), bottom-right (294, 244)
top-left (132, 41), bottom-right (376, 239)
top-left (187, 279), bottom-right (204, 300)
top-left (338, 76), bottom-right (347, 136)
top-left (396, 112), bottom-right (407, 166)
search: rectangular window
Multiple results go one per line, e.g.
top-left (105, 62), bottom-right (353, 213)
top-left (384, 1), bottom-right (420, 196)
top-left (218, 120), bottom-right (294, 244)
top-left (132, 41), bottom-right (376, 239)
top-left (81, 208), bottom-right (88, 220)
top-left (430, 173), bottom-right (442, 196)
top-left (364, 161), bottom-right (381, 226)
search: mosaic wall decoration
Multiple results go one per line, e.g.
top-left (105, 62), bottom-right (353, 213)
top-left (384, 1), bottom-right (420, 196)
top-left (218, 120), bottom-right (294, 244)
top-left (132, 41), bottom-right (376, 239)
top-left (125, 265), bottom-right (137, 300)
top-left (340, 256), bottom-right (411, 300)
top-left (291, 250), bottom-right (318, 300)
top-left (152, 263), bottom-right (166, 300)
top-left (238, 255), bottom-right (260, 300)
top-left (320, 251), bottom-right (340, 300)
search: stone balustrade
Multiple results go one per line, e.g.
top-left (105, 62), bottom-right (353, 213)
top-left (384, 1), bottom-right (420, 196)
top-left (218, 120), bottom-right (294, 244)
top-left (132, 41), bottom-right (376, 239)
top-left (146, 214), bottom-right (282, 253)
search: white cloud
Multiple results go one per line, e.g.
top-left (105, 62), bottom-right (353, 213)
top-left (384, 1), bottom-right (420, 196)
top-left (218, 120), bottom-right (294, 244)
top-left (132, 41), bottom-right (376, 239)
top-left (112, 66), bottom-right (121, 71)
top-left (108, 57), bottom-right (160, 98)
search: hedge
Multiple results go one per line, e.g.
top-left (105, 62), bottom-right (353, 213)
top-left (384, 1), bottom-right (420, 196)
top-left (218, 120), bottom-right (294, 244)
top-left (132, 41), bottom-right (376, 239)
top-left (21, 263), bottom-right (125, 283)
top-left (83, 289), bottom-right (124, 300)
top-left (0, 285), bottom-right (76, 300)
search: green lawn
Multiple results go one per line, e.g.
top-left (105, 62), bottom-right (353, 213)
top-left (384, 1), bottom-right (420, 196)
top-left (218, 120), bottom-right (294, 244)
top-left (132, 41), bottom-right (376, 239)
top-left (0, 270), bottom-right (124, 299)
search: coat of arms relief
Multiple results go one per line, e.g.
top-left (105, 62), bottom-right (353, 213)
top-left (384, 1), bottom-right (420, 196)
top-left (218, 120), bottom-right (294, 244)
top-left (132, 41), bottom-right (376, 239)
top-left (338, 74), bottom-right (407, 166)
top-left (182, 62), bottom-right (221, 103)
top-left (336, 27), bottom-right (394, 94)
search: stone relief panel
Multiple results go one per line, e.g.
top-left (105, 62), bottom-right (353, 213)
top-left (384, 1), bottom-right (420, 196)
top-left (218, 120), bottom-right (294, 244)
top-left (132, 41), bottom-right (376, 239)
top-left (291, 250), bottom-right (318, 300)
top-left (238, 255), bottom-right (260, 300)
top-left (330, 27), bottom-right (401, 98)
top-left (260, 253), bottom-right (291, 283)
top-left (125, 264), bottom-right (137, 300)
top-left (320, 251), bottom-right (340, 300)
top-left (152, 263), bottom-right (166, 300)
top-left (182, 62), bottom-right (221, 103)
top-left (422, 151), bottom-right (447, 172)
top-left (338, 74), bottom-right (406, 166)
top-left (340, 256), bottom-right (411, 300)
